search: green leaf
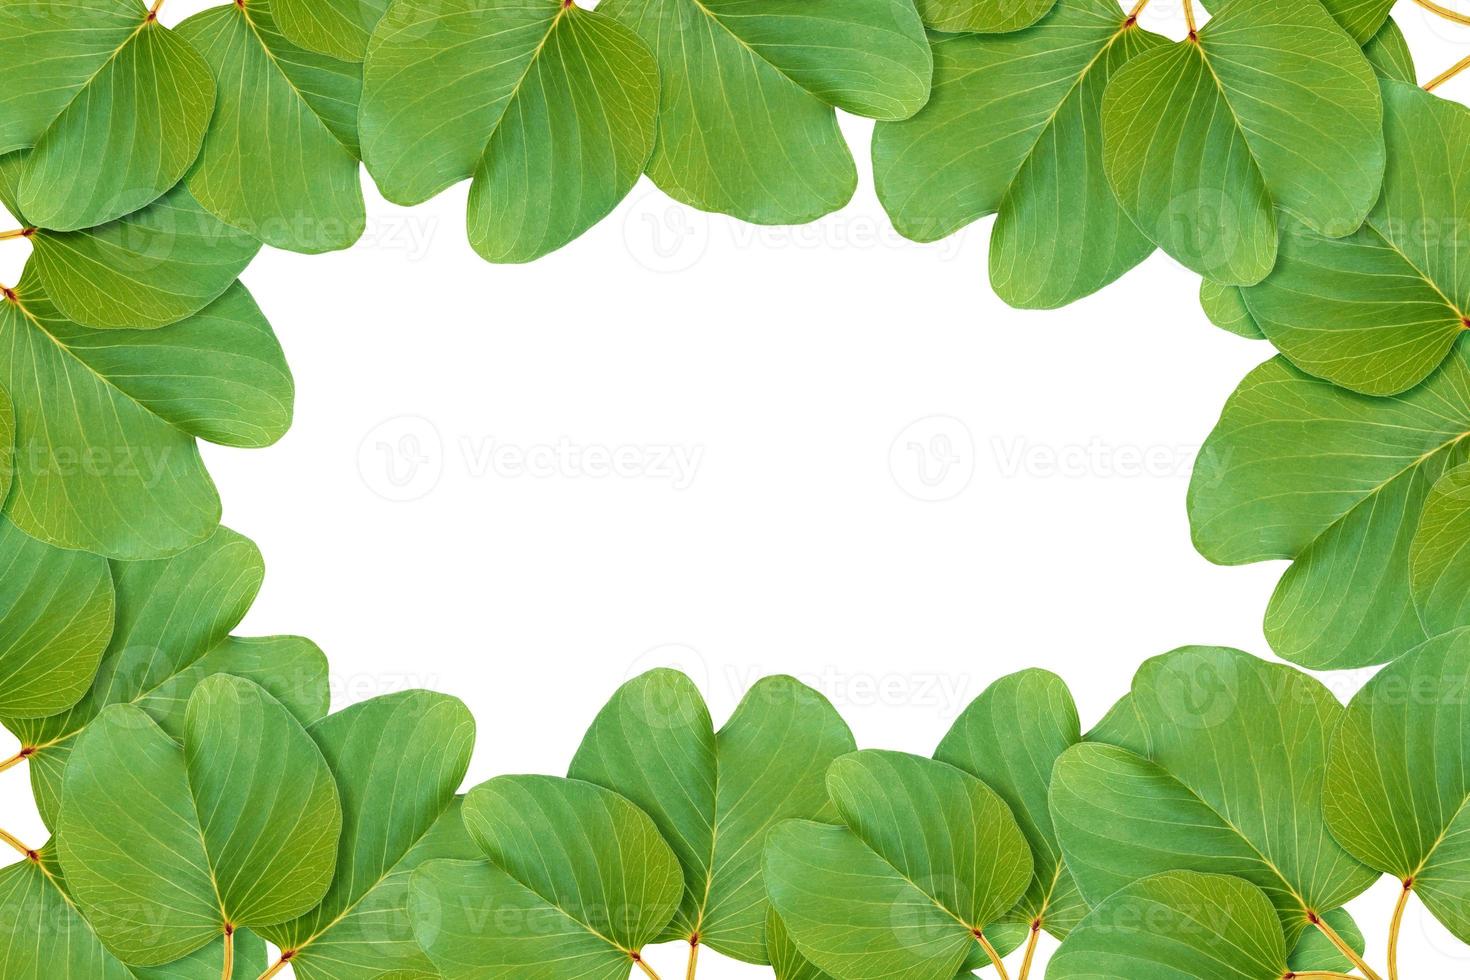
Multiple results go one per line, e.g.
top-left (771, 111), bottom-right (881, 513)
top-left (567, 669), bottom-right (854, 962)
top-left (1048, 872), bottom-right (1292, 979)
top-left (0, 0), bottom-right (215, 230)
top-left (3, 527), bottom-right (328, 828)
top-left (935, 669), bottom-right (1087, 939)
top-left (1324, 0), bottom-right (1396, 44)
top-left (1083, 691), bottom-right (1150, 755)
top-left (179, 0), bottom-right (366, 254)
top-left (1324, 628), bottom-right (1470, 943)
top-left (1240, 82), bottom-right (1470, 395)
top-left (1364, 17), bottom-right (1416, 84)
top-left (275, 0), bottom-right (388, 61)
top-left (1411, 462), bottom-right (1470, 635)
top-left (57, 675), bottom-right (341, 966)
top-left (764, 750), bottom-right (1032, 980)
top-left (768, 908), bottom-right (835, 980)
top-left (1189, 352), bottom-right (1470, 669)
top-left (0, 518), bottom-right (112, 719)
top-left (600, 0), bottom-right (931, 224)
top-left (874, 1), bottom-right (1163, 309)
top-left (261, 691), bottom-right (478, 980)
top-left (918, 0), bottom-right (1055, 36)
top-left (1289, 908), bottom-right (1366, 974)
top-left (1050, 647), bottom-right (1377, 947)
top-left (0, 267), bottom-right (293, 558)
top-left (0, 849), bottom-right (266, 979)
top-left (1200, 279), bottom-right (1263, 340)
top-left (409, 775), bottom-right (684, 978)
top-left (359, 0), bottom-right (658, 264)
top-left (1102, 0), bottom-right (1384, 284)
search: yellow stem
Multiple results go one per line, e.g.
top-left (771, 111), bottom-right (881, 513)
top-left (1291, 974), bottom-right (1361, 979)
top-left (1414, 0), bottom-right (1470, 26)
top-left (1016, 923), bottom-right (1042, 980)
top-left (148, 0), bottom-right (165, 16)
top-left (1126, 0), bottom-right (1151, 21)
top-left (1314, 915), bottom-right (1384, 980)
top-left (0, 827), bottom-right (34, 859)
top-left (975, 932), bottom-right (1012, 980)
top-left (255, 956), bottom-right (291, 980)
top-left (633, 954), bottom-right (662, 980)
top-left (222, 928), bottom-right (234, 980)
top-left (684, 940), bottom-right (699, 980)
top-left (1427, 53), bottom-right (1470, 92)
top-left (0, 748), bottom-right (33, 773)
top-left (1182, 0), bottom-right (1198, 37)
top-left (0, 229), bottom-right (32, 241)
top-left (1389, 880), bottom-right (1412, 980)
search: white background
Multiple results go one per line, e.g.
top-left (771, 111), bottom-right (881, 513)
top-left (3, 1), bottom-right (1469, 976)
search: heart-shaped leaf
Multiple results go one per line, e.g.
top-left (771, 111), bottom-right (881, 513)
top-left (936, 669), bottom-right (1087, 941)
top-left (1051, 647), bottom-right (1378, 950)
top-left (1239, 82), bottom-right (1470, 395)
top-left (1189, 351), bottom-right (1470, 670)
top-left (409, 775), bottom-right (684, 978)
top-left (1102, 0), bottom-right (1383, 284)
top-left (874, 0), bottom-right (1165, 309)
top-left (567, 669), bottom-right (855, 963)
top-left (1410, 462), bottom-right (1470, 634)
top-left (1048, 872), bottom-right (1294, 979)
top-left (599, 0), bottom-right (932, 224)
top-left (0, 847), bottom-right (266, 978)
top-left (359, 0), bottom-right (658, 264)
top-left (259, 691), bottom-right (478, 980)
top-left (179, 0), bottom-right (366, 254)
top-left (0, 266), bottom-right (292, 558)
top-left (0, 519), bottom-right (112, 719)
top-left (0, 0), bottom-right (215, 230)
top-left (2, 527), bottom-right (329, 828)
top-left (765, 750), bottom-right (1032, 980)
top-left (1324, 629), bottom-right (1470, 944)
top-left (275, 0), bottom-right (388, 62)
top-left (57, 675), bottom-right (342, 967)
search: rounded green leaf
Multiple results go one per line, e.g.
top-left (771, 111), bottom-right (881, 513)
top-left (1200, 279), bottom-right (1263, 340)
top-left (568, 669), bottom-right (855, 962)
top-left (0, 0), bottom-right (216, 230)
top-left (1102, 0), bottom-right (1384, 284)
top-left (600, 0), bottom-right (931, 224)
top-left (1411, 463), bottom-right (1470, 635)
top-left (1190, 352), bottom-right (1470, 669)
top-left (0, 268), bottom-right (292, 559)
top-left (360, 0), bottom-right (659, 263)
top-left (1364, 17), bottom-right (1416, 84)
top-left (179, 0), bottom-right (366, 254)
top-left (936, 669), bottom-right (1087, 939)
top-left (1289, 908), bottom-right (1366, 974)
top-left (0, 518), bottom-right (113, 719)
top-left (410, 775), bottom-right (683, 977)
top-left (875, 1), bottom-right (1164, 309)
top-left (1324, 629), bottom-right (1470, 943)
top-left (768, 907), bottom-right (835, 980)
top-left (275, 0), bottom-right (388, 61)
top-left (919, 0), bottom-right (1055, 35)
top-left (765, 750), bottom-right (1032, 980)
top-left (1048, 872), bottom-right (1289, 980)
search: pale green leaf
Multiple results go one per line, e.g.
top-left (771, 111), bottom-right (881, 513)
top-left (1364, 17), bottom-right (1416, 84)
top-left (275, 0), bottom-right (388, 61)
top-left (600, 0), bottom-right (931, 224)
top-left (1326, 0), bottom-right (1397, 44)
top-left (0, 267), bottom-right (292, 559)
top-left (410, 775), bottom-right (684, 978)
top-left (936, 669), bottom-right (1087, 939)
top-left (1189, 351), bottom-right (1470, 669)
top-left (875, 1), bottom-right (1162, 309)
top-left (180, 0), bottom-right (366, 253)
top-left (1102, 0), bottom-right (1383, 284)
top-left (918, 0), bottom-right (1055, 36)
top-left (262, 691), bottom-right (477, 980)
top-left (360, 0), bottom-right (658, 263)
top-left (1324, 629), bottom-right (1470, 943)
top-left (1200, 279), bottom-right (1263, 340)
top-left (1289, 908), bottom-right (1366, 974)
top-left (764, 750), bottom-right (1032, 980)
top-left (1411, 462), bottom-right (1470, 635)
top-left (1083, 691), bottom-right (1149, 755)
top-left (768, 908), bottom-right (834, 980)
top-left (568, 669), bottom-right (854, 962)
top-left (1051, 647), bottom-right (1377, 946)
top-left (57, 676), bottom-right (341, 966)
top-left (0, 0), bottom-right (216, 230)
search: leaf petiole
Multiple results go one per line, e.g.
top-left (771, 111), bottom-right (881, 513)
top-left (1290, 973), bottom-right (1362, 979)
top-left (1125, 0), bottom-right (1151, 24)
top-left (975, 931), bottom-right (1013, 980)
top-left (1413, 0), bottom-right (1470, 26)
top-left (0, 828), bottom-right (35, 860)
top-left (256, 954), bottom-right (291, 980)
top-left (1389, 880), bottom-right (1413, 980)
top-left (632, 952), bottom-right (662, 980)
top-left (1312, 913), bottom-right (1384, 980)
top-left (1017, 920), bottom-right (1043, 980)
top-left (1426, 53), bottom-right (1470, 92)
top-left (0, 228), bottom-right (34, 241)
top-left (684, 938), bottom-right (699, 980)
top-left (221, 925), bottom-right (234, 980)
top-left (1182, 0), bottom-right (1198, 39)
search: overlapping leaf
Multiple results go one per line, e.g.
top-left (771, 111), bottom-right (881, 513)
top-left (0, 0), bottom-right (215, 230)
top-left (918, 0), bottom-right (1056, 36)
top-left (1102, 0), bottom-right (1383, 284)
top-left (1190, 351), bottom-right (1470, 669)
top-left (180, 0), bottom-right (366, 253)
top-left (568, 669), bottom-right (855, 963)
top-left (409, 775), bottom-right (684, 978)
top-left (1410, 462), bottom-right (1470, 634)
top-left (874, 0), bottom-right (1165, 309)
top-left (260, 691), bottom-right (478, 980)
top-left (275, 0), bottom-right (389, 61)
top-left (0, 265), bottom-right (292, 558)
top-left (599, 0), bottom-right (932, 224)
top-left (1051, 647), bottom-right (1378, 950)
top-left (1324, 629), bottom-right (1470, 944)
top-left (360, 0), bottom-right (659, 263)
top-left (765, 750), bottom-right (1032, 980)
top-left (57, 675), bottom-right (342, 967)
top-left (2, 527), bottom-right (329, 828)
